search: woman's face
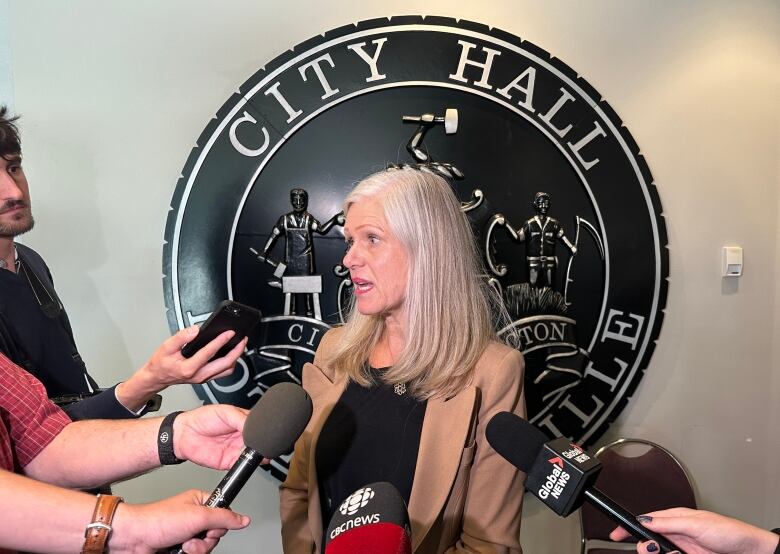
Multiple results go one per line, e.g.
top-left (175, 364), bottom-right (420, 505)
top-left (343, 195), bottom-right (409, 322)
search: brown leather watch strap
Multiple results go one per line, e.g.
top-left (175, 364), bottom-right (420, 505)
top-left (82, 494), bottom-right (124, 554)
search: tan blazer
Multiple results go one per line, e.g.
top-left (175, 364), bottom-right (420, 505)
top-left (279, 327), bottom-right (526, 553)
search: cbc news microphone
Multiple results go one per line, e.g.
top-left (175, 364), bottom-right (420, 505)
top-left (172, 382), bottom-right (312, 554)
top-left (486, 411), bottom-right (685, 554)
top-left (325, 481), bottom-right (411, 554)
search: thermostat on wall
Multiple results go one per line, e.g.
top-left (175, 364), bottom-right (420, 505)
top-left (722, 246), bottom-right (743, 277)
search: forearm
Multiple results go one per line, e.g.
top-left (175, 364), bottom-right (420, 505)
top-left (318, 212), bottom-right (344, 234)
top-left (24, 416), bottom-right (162, 487)
top-left (113, 327), bottom-right (245, 412)
top-left (64, 385), bottom-right (143, 420)
top-left (614, 509), bottom-right (780, 554)
top-left (115, 368), bottom-right (160, 412)
top-left (754, 528), bottom-right (780, 553)
top-left (560, 234), bottom-right (576, 254)
top-left (262, 228), bottom-right (281, 255)
top-left (0, 471), bottom-right (249, 554)
top-left (25, 404), bottom-right (247, 488)
top-left (0, 469), bottom-right (101, 553)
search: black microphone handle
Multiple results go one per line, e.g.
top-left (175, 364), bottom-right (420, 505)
top-left (583, 488), bottom-right (685, 554)
top-left (204, 447), bottom-right (264, 508)
top-left (169, 448), bottom-right (264, 554)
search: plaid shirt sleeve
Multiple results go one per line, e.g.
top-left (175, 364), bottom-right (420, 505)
top-left (0, 353), bottom-right (71, 470)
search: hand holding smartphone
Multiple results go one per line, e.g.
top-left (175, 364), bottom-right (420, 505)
top-left (181, 300), bottom-right (261, 360)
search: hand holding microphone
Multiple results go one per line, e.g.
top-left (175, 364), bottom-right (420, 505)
top-left (172, 382), bottom-right (313, 553)
top-left (610, 508), bottom-right (780, 554)
top-left (486, 411), bottom-right (686, 554)
top-left (168, 404), bottom-right (251, 471)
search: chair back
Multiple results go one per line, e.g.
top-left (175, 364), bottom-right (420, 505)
top-left (580, 438), bottom-right (696, 550)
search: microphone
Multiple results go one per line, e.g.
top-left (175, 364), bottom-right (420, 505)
top-left (485, 412), bottom-right (685, 554)
top-left (324, 482), bottom-right (411, 554)
top-left (171, 382), bottom-right (312, 553)
top-left (205, 381), bottom-right (312, 508)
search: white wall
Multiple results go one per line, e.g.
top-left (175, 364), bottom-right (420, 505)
top-left (3, 1), bottom-right (778, 552)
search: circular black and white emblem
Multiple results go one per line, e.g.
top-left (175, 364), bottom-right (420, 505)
top-left (163, 16), bottom-right (668, 480)
top-left (340, 487), bottom-right (376, 516)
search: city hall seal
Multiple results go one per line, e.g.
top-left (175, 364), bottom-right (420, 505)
top-left (163, 15), bottom-right (668, 480)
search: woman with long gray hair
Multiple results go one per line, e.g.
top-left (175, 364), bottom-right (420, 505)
top-left (279, 166), bottom-right (526, 553)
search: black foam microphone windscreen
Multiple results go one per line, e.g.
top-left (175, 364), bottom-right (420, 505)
top-left (325, 481), bottom-right (412, 554)
top-left (485, 410), bottom-right (548, 473)
top-left (243, 381), bottom-right (313, 458)
top-left (204, 381), bottom-right (312, 510)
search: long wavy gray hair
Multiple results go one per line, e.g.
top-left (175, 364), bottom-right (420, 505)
top-left (329, 167), bottom-right (508, 400)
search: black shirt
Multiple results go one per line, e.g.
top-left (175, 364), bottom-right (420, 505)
top-left (315, 367), bottom-right (427, 528)
top-left (0, 256), bottom-right (89, 397)
top-left (0, 244), bottom-right (140, 420)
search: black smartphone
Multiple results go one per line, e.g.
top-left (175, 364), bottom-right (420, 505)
top-left (181, 300), bottom-right (261, 359)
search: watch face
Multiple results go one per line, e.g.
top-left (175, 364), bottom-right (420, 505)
top-left (164, 16), bottom-right (668, 480)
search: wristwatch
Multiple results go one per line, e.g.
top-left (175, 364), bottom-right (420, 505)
top-left (82, 494), bottom-right (124, 553)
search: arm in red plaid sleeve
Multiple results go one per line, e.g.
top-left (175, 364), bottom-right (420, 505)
top-left (1, 353), bottom-right (248, 489)
top-left (0, 468), bottom-right (250, 553)
top-left (0, 353), bottom-right (70, 471)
